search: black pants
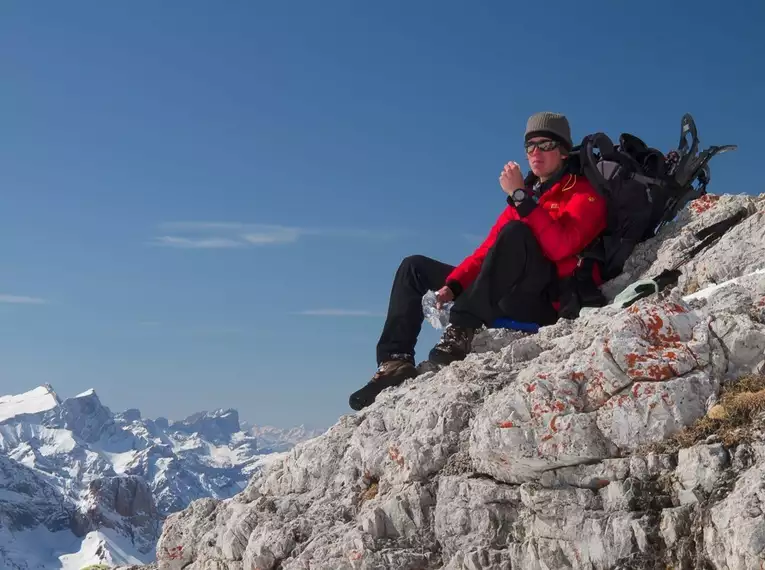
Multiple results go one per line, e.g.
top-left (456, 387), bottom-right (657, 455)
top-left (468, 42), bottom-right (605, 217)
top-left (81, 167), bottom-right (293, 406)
top-left (376, 221), bottom-right (558, 364)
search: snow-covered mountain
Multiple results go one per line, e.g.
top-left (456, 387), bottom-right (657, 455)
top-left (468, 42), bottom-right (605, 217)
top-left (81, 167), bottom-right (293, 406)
top-left (243, 422), bottom-right (324, 453)
top-left (0, 384), bottom-right (317, 569)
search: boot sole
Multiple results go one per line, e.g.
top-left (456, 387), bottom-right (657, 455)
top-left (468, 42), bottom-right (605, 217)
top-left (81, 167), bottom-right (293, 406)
top-left (427, 348), bottom-right (466, 367)
top-left (348, 370), bottom-right (418, 411)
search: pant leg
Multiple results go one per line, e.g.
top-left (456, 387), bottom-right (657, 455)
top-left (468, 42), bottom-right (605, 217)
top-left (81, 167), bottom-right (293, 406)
top-left (450, 221), bottom-right (558, 329)
top-left (377, 255), bottom-right (455, 364)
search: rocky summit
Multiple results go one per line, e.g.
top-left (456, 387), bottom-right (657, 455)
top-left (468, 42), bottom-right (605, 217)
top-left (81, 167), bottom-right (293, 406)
top-left (143, 193), bottom-right (765, 570)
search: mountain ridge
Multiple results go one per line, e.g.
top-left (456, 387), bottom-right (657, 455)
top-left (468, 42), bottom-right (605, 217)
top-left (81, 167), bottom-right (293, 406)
top-left (0, 384), bottom-right (319, 568)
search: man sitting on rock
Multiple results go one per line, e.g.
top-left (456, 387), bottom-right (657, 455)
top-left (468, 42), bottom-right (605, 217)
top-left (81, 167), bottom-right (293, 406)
top-left (349, 112), bottom-right (608, 411)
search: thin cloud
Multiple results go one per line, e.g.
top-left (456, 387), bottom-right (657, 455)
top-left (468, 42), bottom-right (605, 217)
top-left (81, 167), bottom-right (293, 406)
top-left (241, 227), bottom-right (301, 245)
top-left (293, 309), bottom-right (385, 317)
top-left (151, 236), bottom-right (245, 249)
top-left (159, 222), bottom-right (250, 232)
top-left (0, 294), bottom-right (47, 305)
top-left (151, 222), bottom-right (405, 249)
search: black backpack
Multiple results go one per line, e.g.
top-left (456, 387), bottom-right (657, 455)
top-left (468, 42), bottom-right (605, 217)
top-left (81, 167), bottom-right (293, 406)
top-left (558, 114), bottom-right (738, 317)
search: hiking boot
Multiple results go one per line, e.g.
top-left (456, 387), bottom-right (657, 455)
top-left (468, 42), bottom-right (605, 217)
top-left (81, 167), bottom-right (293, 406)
top-left (416, 359), bottom-right (442, 375)
top-left (348, 358), bottom-right (418, 411)
top-left (427, 325), bottom-right (475, 366)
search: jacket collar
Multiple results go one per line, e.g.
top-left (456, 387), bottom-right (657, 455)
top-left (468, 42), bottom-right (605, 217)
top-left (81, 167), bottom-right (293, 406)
top-left (530, 163), bottom-right (568, 197)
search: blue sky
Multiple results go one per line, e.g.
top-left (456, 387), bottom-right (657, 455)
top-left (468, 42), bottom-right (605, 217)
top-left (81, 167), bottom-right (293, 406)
top-left (1, 1), bottom-right (763, 429)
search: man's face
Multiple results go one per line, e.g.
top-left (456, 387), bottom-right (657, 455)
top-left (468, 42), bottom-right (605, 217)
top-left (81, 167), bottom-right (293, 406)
top-left (525, 137), bottom-right (566, 179)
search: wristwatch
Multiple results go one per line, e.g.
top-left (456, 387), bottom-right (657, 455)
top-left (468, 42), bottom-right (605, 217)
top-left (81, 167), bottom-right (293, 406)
top-left (511, 188), bottom-right (527, 204)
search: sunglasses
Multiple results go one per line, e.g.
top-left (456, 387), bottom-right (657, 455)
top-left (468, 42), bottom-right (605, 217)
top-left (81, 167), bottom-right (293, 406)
top-left (525, 139), bottom-right (560, 154)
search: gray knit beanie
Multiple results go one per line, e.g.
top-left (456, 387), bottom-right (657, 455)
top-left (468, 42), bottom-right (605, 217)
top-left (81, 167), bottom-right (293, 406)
top-left (525, 112), bottom-right (572, 151)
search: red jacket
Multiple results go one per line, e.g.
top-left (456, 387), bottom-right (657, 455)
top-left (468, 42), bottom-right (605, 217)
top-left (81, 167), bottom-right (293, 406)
top-left (446, 173), bottom-right (607, 291)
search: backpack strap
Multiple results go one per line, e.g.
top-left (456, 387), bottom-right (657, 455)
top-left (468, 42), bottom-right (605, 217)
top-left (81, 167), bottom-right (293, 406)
top-left (580, 133), bottom-right (620, 193)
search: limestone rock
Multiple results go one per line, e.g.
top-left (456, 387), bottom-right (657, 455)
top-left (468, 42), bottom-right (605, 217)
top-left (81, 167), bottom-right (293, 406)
top-left (704, 465), bottom-right (765, 570)
top-left (148, 195), bottom-right (765, 570)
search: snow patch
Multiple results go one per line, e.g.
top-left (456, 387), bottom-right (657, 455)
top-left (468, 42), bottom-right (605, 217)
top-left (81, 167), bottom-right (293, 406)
top-left (99, 449), bottom-right (138, 474)
top-left (0, 385), bottom-right (58, 423)
top-left (683, 267), bottom-right (765, 301)
top-left (58, 528), bottom-right (151, 569)
top-left (0, 526), bottom-right (71, 570)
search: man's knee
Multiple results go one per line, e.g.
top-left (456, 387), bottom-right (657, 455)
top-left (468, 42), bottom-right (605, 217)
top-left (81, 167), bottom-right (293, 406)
top-left (497, 221), bottom-right (534, 243)
top-left (399, 254), bottom-right (430, 272)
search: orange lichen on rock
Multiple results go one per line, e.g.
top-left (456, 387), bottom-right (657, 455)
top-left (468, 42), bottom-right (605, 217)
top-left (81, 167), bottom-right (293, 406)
top-left (642, 309), bottom-right (682, 344)
top-left (619, 303), bottom-right (696, 382)
top-left (388, 445), bottom-right (405, 468)
top-left (646, 362), bottom-right (677, 381)
top-left (690, 194), bottom-right (720, 214)
top-left (666, 303), bottom-right (687, 315)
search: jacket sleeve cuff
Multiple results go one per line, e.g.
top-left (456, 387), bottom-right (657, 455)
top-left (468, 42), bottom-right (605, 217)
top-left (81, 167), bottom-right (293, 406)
top-left (446, 279), bottom-right (464, 298)
top-left (506, 195), bottom-right (537, 218)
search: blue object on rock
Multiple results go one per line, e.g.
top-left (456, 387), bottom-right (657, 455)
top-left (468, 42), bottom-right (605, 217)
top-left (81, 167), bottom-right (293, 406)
top-left (492, 318), bottom-right (539, 333)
